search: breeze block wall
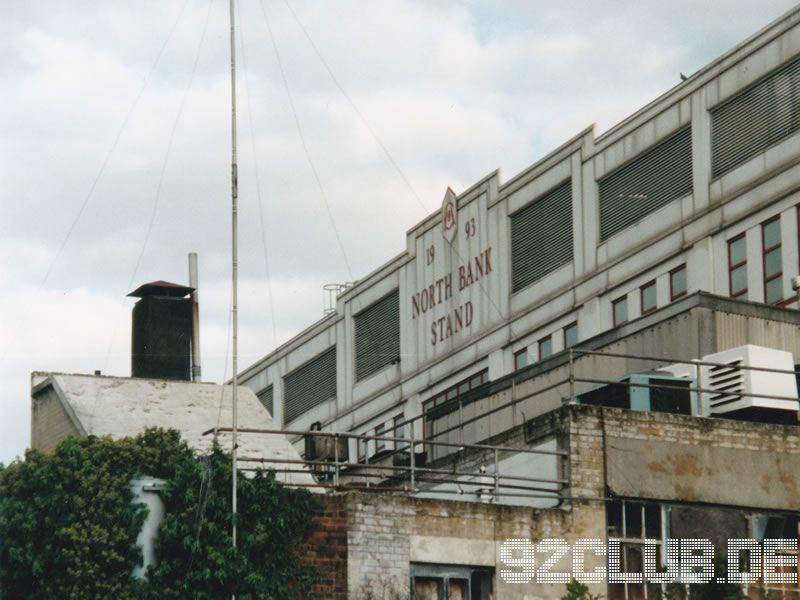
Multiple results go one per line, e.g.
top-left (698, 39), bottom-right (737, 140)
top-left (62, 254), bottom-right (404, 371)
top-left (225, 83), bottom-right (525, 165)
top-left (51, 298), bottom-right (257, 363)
top-left (342, 492), bottom-right (605, 600)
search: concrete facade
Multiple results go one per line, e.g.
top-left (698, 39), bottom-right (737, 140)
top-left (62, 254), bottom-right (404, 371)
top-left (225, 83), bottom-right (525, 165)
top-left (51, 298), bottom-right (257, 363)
top-left (238, 7), bottom-right (800, 465)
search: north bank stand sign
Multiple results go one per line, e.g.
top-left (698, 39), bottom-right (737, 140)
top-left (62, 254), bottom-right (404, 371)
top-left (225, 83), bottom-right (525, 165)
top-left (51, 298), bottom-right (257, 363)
top-left (406, 187), bottom-right (499, 357)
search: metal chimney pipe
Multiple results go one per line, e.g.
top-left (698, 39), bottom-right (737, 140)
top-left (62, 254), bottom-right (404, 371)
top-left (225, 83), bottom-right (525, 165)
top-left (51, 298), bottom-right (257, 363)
top-left (188, 253), bottom-right (201, 381)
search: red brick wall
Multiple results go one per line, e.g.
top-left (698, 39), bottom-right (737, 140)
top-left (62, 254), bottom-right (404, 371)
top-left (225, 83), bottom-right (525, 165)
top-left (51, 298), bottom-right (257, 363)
top-left (300, 495), bottom-right (347, 599)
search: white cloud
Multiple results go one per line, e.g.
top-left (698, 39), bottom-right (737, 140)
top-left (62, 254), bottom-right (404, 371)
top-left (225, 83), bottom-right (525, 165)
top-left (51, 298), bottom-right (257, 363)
top-left (2, 0), bottom-right (799, 463)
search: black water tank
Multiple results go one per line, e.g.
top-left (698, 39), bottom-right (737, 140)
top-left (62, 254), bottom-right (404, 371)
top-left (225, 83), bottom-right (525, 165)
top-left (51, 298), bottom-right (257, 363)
top-left (129, 281), bottom-right (194, 380)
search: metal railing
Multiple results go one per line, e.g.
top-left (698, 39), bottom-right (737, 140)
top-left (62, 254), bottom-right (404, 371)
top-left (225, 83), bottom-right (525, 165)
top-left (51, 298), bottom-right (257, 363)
top-left (204, 425), bottom-right (567, 502)
top-left (205, 346), bottom-right (800, 500)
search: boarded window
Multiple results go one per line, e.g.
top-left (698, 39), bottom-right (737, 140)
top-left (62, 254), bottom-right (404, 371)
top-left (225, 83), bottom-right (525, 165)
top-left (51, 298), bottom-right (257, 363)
top-left (598, 127), bottom-right (693, 241)
top-left (283, 347), bottom-right (336, 423)
top-left (354, 290), bottom-right (400, 381)
top-left (510, 181), bottom-right (573, 292)
top-left (712, 56), bottom-right (800, 178)
top-left (257, 385), bottom-right (273, 415)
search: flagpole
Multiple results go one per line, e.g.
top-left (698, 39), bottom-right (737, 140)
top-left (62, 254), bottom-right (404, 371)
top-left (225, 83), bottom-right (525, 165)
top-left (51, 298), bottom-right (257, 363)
top-left (229, 0), bottom-right (239, 568)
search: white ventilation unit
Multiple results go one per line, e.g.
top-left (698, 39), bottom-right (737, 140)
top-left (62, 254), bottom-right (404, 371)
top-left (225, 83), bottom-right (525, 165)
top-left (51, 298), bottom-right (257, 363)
top-left (659, 345), bottom-right (798, 417)
top-left (701, 345), bottom-right (797, 415)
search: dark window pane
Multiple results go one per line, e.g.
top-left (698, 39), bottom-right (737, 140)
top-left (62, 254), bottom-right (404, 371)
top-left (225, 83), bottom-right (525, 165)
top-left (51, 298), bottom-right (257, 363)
top-left (470, 374), bottom-right (483, 388)
top-left (614, 298), bottom-right (628, 325)
top-left (608, 583), bottom-right (626, 600)
top-left (608, 501), bottom-right (623, 537)
top-left (671, 267), bottom-right (687, 298)
top-left (564, 323), bottom-right (578, 348)
top-left (766, 277), bottom-right (783, 304)
top-left (765, 247), bottom-right (782, 278)
top-left (458, 381), bottom-right (470, 395)
top-left (470, 571), bottom-right (492, 600)
top-left (514, 350), bottom-right (528, 370)
top-left (626, 582), bottom-right (646, 600)
top-left (449, 578), bottom-right (468, 600)
top-left (414, 577), bottom-right (443, 600)
top-left (644, 504), bottom-right (662, 538)
top-left (642, 282), bottom-right (657, 312)
top-left (731, 264), bottom-right (748, 296)
top-left (730, 236), bottom-right (746, 265)
top-left (625, 502), bottom-right (643, 537)
top-left (764, 218), bottom-right (781, 248)
top-left (624, 543), bottom-right (644, 575)
top-left (539, 337), bottom-right (553, 360)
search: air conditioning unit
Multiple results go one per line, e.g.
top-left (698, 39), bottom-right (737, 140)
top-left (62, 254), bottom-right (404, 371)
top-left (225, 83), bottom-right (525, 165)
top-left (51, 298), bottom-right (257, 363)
top-left (304, 422), bottom-right (349, 462)
top-left (577, 372), bottom-right (693, 415)
top-left (660, 345), bottom-right (798, 421)
top-left (700, 345), bottom-right (798, 417)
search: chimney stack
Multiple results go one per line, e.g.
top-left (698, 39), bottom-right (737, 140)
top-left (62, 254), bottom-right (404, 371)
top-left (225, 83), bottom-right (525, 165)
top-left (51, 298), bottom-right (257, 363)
top-left (128, 280), bottom-right (194, 380)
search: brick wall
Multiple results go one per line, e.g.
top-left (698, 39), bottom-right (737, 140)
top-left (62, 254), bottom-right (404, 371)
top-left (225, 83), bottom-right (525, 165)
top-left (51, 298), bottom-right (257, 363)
top-left (300, 495), bottom-right (348, 599)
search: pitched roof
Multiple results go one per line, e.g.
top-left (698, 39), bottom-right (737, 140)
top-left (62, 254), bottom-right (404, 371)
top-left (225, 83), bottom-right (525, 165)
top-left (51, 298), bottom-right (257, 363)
top-left (32, 372), bottom-right (316, 487)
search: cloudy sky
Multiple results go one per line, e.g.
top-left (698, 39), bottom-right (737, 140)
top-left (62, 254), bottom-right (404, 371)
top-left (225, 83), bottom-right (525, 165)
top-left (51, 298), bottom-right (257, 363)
top-left (1, 0), bottom-right (798, 464)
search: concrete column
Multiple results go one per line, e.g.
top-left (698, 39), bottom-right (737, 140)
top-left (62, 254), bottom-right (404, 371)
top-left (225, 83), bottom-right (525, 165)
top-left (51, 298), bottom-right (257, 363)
top-left (581, 157), bottom-right (599, 274)
top-left (691, 87), bottom-right (712, 211)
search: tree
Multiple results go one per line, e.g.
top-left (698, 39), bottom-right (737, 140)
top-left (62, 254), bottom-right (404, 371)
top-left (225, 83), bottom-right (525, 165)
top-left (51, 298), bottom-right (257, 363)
top-left (0, 429), bottom-right (319, 599)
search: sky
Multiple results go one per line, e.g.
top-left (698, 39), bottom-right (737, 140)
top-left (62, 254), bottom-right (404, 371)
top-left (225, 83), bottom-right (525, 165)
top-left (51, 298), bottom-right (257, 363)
top-left (1, 0), bottom-right (798, 464)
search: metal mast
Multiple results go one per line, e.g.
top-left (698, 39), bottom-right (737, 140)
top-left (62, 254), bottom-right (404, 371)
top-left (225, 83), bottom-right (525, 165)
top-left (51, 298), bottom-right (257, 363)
top-left (229, 0), bottom-right (240, 559)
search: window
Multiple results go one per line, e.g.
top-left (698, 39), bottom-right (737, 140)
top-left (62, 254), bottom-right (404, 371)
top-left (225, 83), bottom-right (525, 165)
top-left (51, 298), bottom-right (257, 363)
top-left (750, 514), bottom-right (799, 599)
top-left (393, 413), bottom-right (406, 450)
top-left (563, 322), bottom-right (578, 349)
top-left (613, 296), bottom-right (628, 326)
top-left (422, 369), bottom-right (489, 439)
top-left (354, 290), bottom-right (400, 381)
top-left (538, 336), bottom-right (553, 360)
top-left (357, 435), bottom-right (368, 464)
top-left (256, 385), bottom-right (274, 415)
top-left (514, 348), bottom-right (528, 371)
top-left (510, 181), bottom-right (573, 292)
top-left (411, 564), bottom-right (493, 600)
top-left (728, 234), bottom-right (748, 299)
top-left (374, 423), bottom-right (385, 452)
top-left (640, 280), bottom-right (657, 314)
top-left (598, 127), bottom-right (693, 241)
top-left (283, 346), bottom-right (337, 423)
top-left (763, 217), bottom-right (783, 304)
top-left (670, 264), bottom-right (687, 300)
top-left (711, 55), bottom-right (800, 178)
top-left (607, 500), bottom-right (664, 600)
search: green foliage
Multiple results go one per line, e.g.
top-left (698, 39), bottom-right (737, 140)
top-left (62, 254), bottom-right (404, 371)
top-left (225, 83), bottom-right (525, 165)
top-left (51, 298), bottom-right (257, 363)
top-left (688, 556), bottom-right (747, 600)
top-left (144, 443), bottom-right (320, 599)
top-left (0, 429), bottom-right (319, 599)
top-left (561, 578), bottom-right (603, 600)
